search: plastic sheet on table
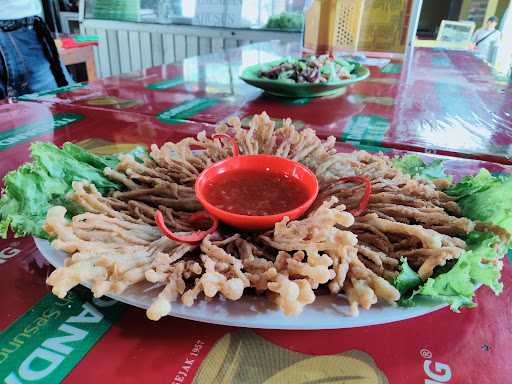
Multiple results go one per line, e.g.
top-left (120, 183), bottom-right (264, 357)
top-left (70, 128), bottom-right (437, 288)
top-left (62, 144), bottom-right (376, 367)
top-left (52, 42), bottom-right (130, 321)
top-left (17, 71), bottom-right (248, 125)
top-left (388, 49), bottom-right (512, 164)
top-left (0, 101), bottom-right (215, 183)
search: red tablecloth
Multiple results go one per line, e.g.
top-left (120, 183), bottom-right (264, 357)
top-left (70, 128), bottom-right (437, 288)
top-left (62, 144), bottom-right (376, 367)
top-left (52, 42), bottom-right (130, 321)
top-left (0, 101), bottom-right (212, 184)
top-left (19, 42), bottom-right (512, 163)
top-left (1, 41), bottom-right (512, 383)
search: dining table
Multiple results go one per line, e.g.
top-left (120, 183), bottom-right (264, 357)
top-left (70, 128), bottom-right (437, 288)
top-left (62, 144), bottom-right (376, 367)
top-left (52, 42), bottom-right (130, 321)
top-left (1, 40), bottom-right (511, 384)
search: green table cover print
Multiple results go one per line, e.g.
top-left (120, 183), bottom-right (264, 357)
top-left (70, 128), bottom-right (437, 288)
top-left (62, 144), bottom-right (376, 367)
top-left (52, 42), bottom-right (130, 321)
top-left (380, 63), bottom-right (402, 74)
top-left (145, 78), bottom-right (185, 91)
top-left (0, 290), bottom-right (126, 384)
top-left (156, 98), bottom-right (220, 123)
top-left (0, 113), bottom-right (84, 151)
top-left (18, 84), bottom-right (88, 101)
top-left (340, 114), bottom-right (389, 146)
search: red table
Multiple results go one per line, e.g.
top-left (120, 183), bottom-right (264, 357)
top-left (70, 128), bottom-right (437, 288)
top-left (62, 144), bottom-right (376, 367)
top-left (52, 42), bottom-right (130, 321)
top-left (18, 42), bottom-right (512, 163)
top-left (0, 101), bottom-right (213, 184)
top-left (1, 42), bottom-right (511, 383)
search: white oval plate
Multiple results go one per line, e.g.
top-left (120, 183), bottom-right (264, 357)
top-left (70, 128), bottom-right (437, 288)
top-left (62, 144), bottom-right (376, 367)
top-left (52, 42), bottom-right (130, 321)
top-left (35, 238), bottom-right (447, 329)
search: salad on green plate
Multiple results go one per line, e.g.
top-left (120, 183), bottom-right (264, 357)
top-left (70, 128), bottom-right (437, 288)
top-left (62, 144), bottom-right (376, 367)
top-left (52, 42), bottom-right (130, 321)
top-left (240, 55), bottom-right (370, 98)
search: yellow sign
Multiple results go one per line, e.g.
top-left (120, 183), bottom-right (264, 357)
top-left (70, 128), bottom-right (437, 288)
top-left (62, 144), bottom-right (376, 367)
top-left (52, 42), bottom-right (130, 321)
top-left (358, 0), bottom-right (411, 53)
top-left (304, 0), bottom-right (412, 54)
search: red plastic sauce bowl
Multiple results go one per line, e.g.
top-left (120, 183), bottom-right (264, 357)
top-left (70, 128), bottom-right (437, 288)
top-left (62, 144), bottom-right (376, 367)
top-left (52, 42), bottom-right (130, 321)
top-left (194, 135), bottom-right (319, 231)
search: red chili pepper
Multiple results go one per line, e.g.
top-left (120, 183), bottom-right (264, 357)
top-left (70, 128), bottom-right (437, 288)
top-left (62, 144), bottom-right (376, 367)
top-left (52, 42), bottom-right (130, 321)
top-left (155, 210), bottom-right (218, 245)
top-left (336, 176), bottom-right (372, 216)
top-left (187, 210), bottom-right (212, 226)
top-left (212, 133), bottom-right (240, 156)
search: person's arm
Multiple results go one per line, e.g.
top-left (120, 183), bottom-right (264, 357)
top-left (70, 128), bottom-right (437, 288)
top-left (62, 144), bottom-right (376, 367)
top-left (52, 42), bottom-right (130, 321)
top-left (469, 29), bottom-right (480, 50)
top-left (472, 28), bottom-right (481, 43)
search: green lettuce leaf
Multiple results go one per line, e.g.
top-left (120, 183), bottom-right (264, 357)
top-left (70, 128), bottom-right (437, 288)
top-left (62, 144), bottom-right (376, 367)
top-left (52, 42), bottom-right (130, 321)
top-left (393, 154), bottom-right (451, 183)
top-left (31, 142), bottom-right (120, 194)
top-left (393, 258), bottom-right (421, 307)
top-left (394, 169), bottom-right (511, 310)
top-left (0, 162), bottom-right (67, 239)
top-left (62, 142), bottom-right (145, 170)
top-left (62, 142), bottom-right (119, 170)
top-left (0, 216), bottom-right (11, 238)
top-left (393, 257), bottom-right (421, 293)
top-left (444, 168), bottom-right (498, 199)
top-left (465, 231), bottom-right (506, 294)
top-left (416, 263), bottom-right (476, 311)
top-left (0, 142), bottom-right (131, 239)
top-left (447, 171), bottom-right (512, 239)
top-left (394, 232), bottom-right (506, 310)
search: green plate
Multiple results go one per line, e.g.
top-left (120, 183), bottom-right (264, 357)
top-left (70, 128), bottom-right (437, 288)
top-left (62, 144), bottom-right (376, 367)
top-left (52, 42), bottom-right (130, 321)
top-left (239, 59), bottom-right (370, 98)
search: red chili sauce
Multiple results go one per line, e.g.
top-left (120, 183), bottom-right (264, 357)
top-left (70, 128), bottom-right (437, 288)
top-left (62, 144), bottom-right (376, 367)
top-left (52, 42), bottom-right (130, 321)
top-left (204, 169), bottom-right (310, 216)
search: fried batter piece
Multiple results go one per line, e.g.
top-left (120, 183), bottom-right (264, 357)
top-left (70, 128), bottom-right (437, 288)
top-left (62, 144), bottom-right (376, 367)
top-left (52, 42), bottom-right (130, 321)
top-left (45, 194), bottom-right (399, 318)
top-left (316, 151), bottom-right (473, 282)
top-left (43, 112), bottom-right (489, 320)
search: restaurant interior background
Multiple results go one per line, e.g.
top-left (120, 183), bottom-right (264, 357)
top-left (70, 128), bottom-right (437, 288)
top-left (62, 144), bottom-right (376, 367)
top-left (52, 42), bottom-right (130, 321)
top-left (47, 0), bottom-right (512, 82)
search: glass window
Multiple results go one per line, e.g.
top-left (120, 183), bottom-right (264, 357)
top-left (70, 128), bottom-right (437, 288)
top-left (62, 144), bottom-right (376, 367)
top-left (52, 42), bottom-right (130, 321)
top-left (84, 0), bottom-right (305, 30)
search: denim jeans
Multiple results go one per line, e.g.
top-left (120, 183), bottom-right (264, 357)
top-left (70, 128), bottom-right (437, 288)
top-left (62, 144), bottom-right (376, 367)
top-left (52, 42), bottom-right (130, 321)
top-left (0, 25), bottom-right (73, 99)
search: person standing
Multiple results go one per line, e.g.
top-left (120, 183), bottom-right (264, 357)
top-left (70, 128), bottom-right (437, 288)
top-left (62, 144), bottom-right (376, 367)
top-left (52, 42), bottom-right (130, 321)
top-left (471, 16), bottom-right (501, 63)
top-left (0, 0), bottom-right (73, 99)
